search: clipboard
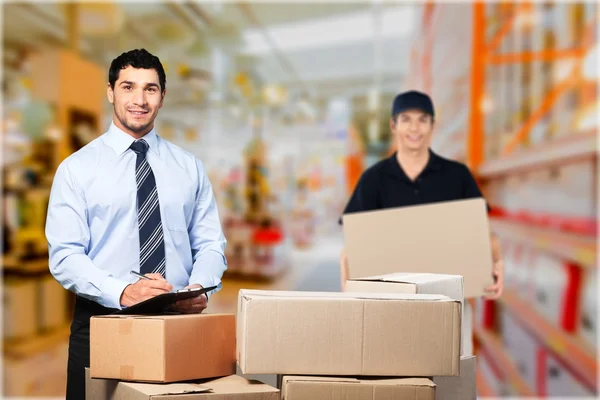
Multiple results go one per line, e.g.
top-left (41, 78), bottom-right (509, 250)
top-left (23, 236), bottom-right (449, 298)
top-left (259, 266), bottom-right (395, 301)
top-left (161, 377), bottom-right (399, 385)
top-left (112, 285), bottom-right (217, 315)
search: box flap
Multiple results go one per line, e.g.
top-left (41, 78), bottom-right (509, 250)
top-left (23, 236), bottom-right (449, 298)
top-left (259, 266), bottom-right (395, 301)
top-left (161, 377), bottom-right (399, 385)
top-left (239, 289), bottom-right (453, 302)
top-left (129, 383), bottom-right (211, 396)
top-left (343, 198), bottom-right (493, 298)
top-left (282, 376), bottom-right (361, 385)
top-left (352, 273), bottom-right (462, 284)
top-left (283, 376), bottom-right (435, 387)
top-left (93, 314), bottom-right (233, 320)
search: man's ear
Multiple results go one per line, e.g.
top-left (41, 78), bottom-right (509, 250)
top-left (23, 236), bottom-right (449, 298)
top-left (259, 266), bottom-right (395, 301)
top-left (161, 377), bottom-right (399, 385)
top-left (107, 83), bottom-right (114, 104)
top-left (159, 89), bottom-right (166, 109)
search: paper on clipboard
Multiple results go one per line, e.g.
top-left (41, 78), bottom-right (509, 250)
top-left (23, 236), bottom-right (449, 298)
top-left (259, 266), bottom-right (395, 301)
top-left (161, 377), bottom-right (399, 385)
top-left (113, 285), bottom-right (217, 315)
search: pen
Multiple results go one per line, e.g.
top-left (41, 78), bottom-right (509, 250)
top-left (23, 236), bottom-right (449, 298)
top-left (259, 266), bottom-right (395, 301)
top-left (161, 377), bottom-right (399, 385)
top-left (130, 270), bottom-right (152, 280)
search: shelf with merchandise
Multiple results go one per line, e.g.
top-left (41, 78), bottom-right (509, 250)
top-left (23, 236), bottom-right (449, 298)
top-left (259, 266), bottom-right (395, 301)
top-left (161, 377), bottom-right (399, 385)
top-left (476, 366), bottom-right (497, 397)
top-left (500, 288), bottom-right (597, 392)
top-left (489, 218), bottom-right (596, 268)
top-left (474, 325), bottom-right (535, 396)
top-left (478, 128), bottom-right (596, 178)
top-left (4, 324), bottom-right (71, 359)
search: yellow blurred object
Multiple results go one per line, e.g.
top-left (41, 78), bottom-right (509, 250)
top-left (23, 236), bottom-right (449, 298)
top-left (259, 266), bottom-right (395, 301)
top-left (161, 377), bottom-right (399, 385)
top-left (234, 72), bottom-right (249, 87)
top-left (262, 85), bottom-right (288, 106)
top-left (177, 63), bottom-right (191, 78)
top-left (184, 127), bottom-right (198, 142)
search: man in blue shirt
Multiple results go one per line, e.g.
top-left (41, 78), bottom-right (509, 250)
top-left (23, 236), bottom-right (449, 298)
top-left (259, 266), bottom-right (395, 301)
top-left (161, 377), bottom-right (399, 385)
top-left (45, 49), bottom-right (227, 399)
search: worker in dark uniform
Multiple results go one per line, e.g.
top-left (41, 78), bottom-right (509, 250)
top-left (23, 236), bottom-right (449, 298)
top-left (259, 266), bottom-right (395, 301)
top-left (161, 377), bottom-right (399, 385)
top-left (339, 90), bottom-right (503, 299)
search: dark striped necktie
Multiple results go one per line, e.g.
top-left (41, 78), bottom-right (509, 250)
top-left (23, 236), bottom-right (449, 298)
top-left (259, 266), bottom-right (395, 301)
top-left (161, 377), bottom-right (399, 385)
top-left (130, 139), bottom-right (166, 277)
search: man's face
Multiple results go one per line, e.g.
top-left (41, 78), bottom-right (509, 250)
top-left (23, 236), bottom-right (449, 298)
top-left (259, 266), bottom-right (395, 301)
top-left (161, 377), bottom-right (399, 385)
top-left (390, 109), bottom-right (434, 152)
top-left (107, 66), bottom-right (165, 137)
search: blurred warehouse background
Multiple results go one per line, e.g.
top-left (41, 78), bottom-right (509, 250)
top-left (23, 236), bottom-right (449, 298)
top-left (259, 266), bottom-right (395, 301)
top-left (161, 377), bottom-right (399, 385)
top-left (1, 1), bottom-right (598, 398)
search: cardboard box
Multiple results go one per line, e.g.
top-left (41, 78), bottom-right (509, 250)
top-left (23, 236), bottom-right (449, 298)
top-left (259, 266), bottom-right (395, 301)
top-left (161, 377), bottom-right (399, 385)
top-left (281, 376), bottom-right (435, 400)
top-left (86, 369), bottom-right (280, 399)
top-left (344, 273), bottom-right (472, 355)
top-left (345, 273), bottom-right (463, 301)
top-left (90, 314), bottom-right (236, 383)
top-left (237, 290), bottom-right (461, 376)
top-left (433, 355), bottom-right (476, 400)
top-left (342, 198), bottom-right (493, 298)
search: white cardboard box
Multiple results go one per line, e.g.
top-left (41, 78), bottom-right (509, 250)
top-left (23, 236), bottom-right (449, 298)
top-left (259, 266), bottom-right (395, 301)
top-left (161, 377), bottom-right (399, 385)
top-left (345, 273), bottom-right (472, 355)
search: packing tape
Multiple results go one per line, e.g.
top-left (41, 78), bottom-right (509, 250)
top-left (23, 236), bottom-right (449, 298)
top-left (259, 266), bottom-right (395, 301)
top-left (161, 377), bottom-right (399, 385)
top-left (120, 365), bottom-right (134, 380)
top-left (119, 319), bottom-right (133, 335)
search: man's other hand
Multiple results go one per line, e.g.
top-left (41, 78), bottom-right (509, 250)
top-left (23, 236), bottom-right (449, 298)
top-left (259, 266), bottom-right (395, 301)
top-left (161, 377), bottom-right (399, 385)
top-left (172, 284), bottom-right (208, 314)
top-left (484, 259), bottom-right (504, 299)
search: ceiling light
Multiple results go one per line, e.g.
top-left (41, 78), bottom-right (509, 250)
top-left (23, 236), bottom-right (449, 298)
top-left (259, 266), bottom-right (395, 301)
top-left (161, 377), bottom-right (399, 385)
top-left (242, 6), bottom-right (415, 55)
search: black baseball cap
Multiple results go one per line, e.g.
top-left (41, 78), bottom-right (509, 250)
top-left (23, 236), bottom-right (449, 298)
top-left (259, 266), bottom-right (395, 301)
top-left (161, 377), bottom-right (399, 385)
top-left (391, 90), bottom-right (435, 120)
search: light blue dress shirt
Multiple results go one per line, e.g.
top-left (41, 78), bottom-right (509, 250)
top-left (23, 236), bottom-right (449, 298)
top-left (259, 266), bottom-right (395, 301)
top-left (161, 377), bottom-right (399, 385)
top-left (45, 122), bottom-right (227, 309)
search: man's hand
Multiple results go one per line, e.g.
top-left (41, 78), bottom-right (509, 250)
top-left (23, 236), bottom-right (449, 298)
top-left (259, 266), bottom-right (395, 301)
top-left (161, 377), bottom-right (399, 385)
top-left (485, 234), bottom-right (504, 299)
top-left (172, 284), bottom-right (208, 314)
top-left (340, 248), bottom-right (349, 291)
top-left (120, 273), bottom-right (173, 307)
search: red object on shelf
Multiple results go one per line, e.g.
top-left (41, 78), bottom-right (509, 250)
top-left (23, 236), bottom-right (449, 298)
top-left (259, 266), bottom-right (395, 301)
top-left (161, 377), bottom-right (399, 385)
top-left (561, 262), bottom-right (583, 333)
top-left (482, 299), bottom-right (496, 330)
top-left (252, 228), bottom-right (283, 245)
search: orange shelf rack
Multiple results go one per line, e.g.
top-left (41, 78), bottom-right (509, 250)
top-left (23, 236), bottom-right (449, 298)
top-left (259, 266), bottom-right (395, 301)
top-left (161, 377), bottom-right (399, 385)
top-left (476, 368), bottom-right (497, 398)
top-left (490, 218), bottom-right (597, 268)
top-left (501, 289), bottom-right (598, 392)
top-left (474, 325), bottom-right (535, 396)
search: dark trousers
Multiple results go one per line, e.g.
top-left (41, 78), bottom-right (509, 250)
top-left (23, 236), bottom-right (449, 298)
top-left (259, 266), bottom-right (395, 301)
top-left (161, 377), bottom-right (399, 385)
top-left (66, 297), bottom-right (117, 400)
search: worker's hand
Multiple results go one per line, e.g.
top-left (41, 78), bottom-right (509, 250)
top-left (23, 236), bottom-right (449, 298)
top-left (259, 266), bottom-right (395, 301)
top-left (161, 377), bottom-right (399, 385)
top-left (120, 273), bottom-right (173, 307)
top-left (340, 249), bottom-right (349, 291)
top-left (172, 284), bottom-right (208, 314)
top-left (484, 259), bottom-right (504, 299)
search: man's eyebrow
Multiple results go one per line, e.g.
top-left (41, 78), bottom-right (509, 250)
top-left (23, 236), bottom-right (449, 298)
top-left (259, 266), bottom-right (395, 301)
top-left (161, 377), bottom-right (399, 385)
top-left (119, 81), bottom-right (160, 88)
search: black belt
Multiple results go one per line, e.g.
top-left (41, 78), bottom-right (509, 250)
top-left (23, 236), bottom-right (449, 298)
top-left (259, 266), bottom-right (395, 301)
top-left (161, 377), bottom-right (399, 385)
top-left (72, 296), bottom-right (119, 329)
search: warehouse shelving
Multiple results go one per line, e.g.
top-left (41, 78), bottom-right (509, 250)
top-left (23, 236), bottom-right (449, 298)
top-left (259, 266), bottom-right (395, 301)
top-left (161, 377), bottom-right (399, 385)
top-left (409, 2), bottom-right (598, 398)
top-left (489, 218), bottom-right (597, 268)
top-left (2, 255), bottom-right (50, 274)
top-left (4, 324), bottom-right (71, 359)
top-left (474, 325), bottom-right (535, 396)
top-left (478, 128), bottom-right (597, 177)
top-left (500, 288), bottom-right (597, 391)
top-left (475, 370), bottom-right (496, 397)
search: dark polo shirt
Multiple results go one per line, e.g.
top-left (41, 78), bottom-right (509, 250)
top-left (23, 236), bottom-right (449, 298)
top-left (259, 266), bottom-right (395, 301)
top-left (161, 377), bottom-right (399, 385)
top-left (341, 149), bottom-right (487, 221)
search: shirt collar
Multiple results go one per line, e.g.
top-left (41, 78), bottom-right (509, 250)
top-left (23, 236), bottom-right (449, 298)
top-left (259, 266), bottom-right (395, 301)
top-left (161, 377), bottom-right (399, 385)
top-left (104, 122), bottom-right (160, 156)
top-left (386, 148), bottom-right (442, 181)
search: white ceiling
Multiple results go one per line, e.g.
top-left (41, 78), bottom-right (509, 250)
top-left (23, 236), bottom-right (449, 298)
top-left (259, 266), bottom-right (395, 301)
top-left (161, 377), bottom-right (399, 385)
top-left (3, 2), bottom-right (419, 126)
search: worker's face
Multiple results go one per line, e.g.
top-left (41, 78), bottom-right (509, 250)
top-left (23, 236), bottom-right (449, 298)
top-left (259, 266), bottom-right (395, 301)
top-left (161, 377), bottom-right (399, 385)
top-left (391, 110), bottom-right (434, 152)
top-left (107, 66), bottom-right (165, 138)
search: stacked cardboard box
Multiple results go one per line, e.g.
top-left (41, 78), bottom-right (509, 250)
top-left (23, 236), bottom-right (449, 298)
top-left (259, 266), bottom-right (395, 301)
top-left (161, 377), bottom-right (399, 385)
top-left (87, 313), bottom-right (280, 399)
top-left (88, 199), bottom-right (488, 399)
top-left (239, 199), bottom-right (489, 398)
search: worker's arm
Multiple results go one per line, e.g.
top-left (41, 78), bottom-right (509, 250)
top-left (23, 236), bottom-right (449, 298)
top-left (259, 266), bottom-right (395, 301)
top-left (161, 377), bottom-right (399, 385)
top-left (484, 232), bottom-right (504, 299)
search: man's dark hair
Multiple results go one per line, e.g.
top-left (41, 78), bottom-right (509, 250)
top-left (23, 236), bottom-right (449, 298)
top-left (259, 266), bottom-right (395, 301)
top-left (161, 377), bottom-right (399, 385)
top-left (108, 49), bottom-right (166, 91)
